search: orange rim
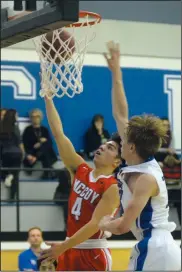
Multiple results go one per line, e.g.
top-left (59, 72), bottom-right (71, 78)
top-left (66, 10), bottom-right (101, 28)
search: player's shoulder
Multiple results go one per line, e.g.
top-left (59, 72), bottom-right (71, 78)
top-left (136, 173), bottom-right (159, 194)
top-left (99, 175), bottom-right (118, 193)
top-left (76, 162), bottom-right (92, 175)
top-left (18, 248), bottom-right (31, 257)
top-left (100, 174), bottom-right (117, 184)
top-left (136, 173), bottom-right (157, 185)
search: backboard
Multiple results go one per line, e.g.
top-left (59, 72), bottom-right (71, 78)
top-left (1, 0), bottom-right (79, 48)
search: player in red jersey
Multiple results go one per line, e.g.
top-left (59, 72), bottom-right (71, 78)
top-left (40, 94), bottom-right (122, 271)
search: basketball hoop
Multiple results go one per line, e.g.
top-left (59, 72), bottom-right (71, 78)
top-left (34, 11), bottom-right (101, 99)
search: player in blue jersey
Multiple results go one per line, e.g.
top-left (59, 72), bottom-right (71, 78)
top-left (99, 41), bottom-right (181, 271)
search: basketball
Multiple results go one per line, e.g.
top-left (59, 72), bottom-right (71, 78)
top-left (42, 30), bottom-right (76, 64)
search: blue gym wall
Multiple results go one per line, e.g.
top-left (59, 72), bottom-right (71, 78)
top-left (1, 58), bottom-right (181, 153)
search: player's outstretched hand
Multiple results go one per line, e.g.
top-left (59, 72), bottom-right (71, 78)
top-left (104, 41), bottom-right (120, 71)
top-left (39, 72), bottom-right (54, 99)
top-left (99, 215), bottom-right (114, 231)
top-left (39, 242), bottom-right (65, 263)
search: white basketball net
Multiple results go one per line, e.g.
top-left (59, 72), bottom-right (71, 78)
top-left (34, 14), bottom-right (100, 99)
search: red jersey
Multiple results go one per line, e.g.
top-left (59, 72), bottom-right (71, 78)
top-left (67, 163), bottom-right (117, 239)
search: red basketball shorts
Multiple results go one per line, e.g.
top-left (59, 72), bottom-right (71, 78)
top-left (56, 247), bottom-right (112, 271)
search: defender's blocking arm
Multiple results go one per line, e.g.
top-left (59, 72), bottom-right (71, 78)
top-left (104, 41), bottom-right (128, 139)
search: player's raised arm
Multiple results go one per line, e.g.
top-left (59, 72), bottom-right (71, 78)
top-left (39, 184), bottom-right (120, 261)
top-left (104, 41), bottom-right (128, 139)
top-left (44, 96), bottom-right (84, 175)
top-left (99, 174), bottom-right (158, 235)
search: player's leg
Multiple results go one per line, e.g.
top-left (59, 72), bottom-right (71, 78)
top-left (128, 245), bottom-right (139, 271)
top-left (99, 248), bottom-right (112, 271)
top-left (56, 250), bottom-right (71, 271)
top-left (69, 248), bottom-right (112, 271)
top-left (128, 242), bottom-right (169, 271)
top-left (128, 242), bottom-right (163, 271)
top-left (143, 242), bottom-right (181, 271)
top-left (162, 241), bottom-right (181, 271)
top-left (57, 249), bottom-right (87, 271)
top-left (147, 239), bottom-right (181, 271)
top-left (85, 248), bottom-right (112, 271)
top-left (128, 237), bottom-right (181, 271)
top-left (128, 239), bottom-right (167, 271)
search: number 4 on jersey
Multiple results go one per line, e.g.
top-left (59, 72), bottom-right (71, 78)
top-left (71, 197), bottom-right (83, 220)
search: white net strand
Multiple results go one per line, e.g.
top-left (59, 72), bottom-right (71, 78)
top-left (34, 14), bottom-right (100, 99)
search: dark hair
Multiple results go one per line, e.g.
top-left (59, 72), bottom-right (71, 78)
top-left (108, 132), bottom-right (124, 175)
top-left (161, 117), bottom-right (169, 121)
top-left (0, 109), bottom-right (17, 135)
top-left (92, 114), bottom-right (104, 127)
top-left (126, 115), bottom-right (168, 160)
top-left (110, 132), bottom-right (122, 159)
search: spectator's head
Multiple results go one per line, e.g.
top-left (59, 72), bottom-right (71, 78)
top-left (0, 109), bottom-right (17, 134)
top-left (0, 108), bottom-right (7, 120)
top-left (121, 115), bottom-right (168, 164)
top-left (93, 132), bottom-right (122, 172)
top-left (30, 109), bottom-right (43, 127)
top-left (28, 227), bottom-right (43, 249)
top-left (161, 117), bottom-right (170, 130)
top-left (92, 114), bottom-right (104, 132)
top-left (38, 259), bottom-right (57, 271)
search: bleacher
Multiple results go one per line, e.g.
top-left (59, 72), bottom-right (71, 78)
top-left (1, 160), bottom-right (181, 234)
top-left (1, 118), bottom-right (181, 235)
top-left (1, 160), bottom-right (96, 232)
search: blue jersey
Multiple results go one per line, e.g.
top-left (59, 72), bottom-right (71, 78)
top-left (117, 159), bottom-right (180, 271)
top-left (18, 248), bottom-right (38, 271)
top-left (118, 158), bottom-right (176, 240)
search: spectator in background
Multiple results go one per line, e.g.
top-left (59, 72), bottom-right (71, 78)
top-left (18, 227), bottom-right (57, 272)
top-left (155, 117), bottom-right (181, 182)
top-left (18, 227), bottom-right (43, 272)
top-left (161, 117), bottom-right (173, 149)
top-left (37, 258), bottom-right (57, 271)
top-left (22, 109), bottom-right (57, 179)
top-left (155, 117), bottom-right (180, 167)
top-left (0, 109), bottom-right (23, 200)
top-left (0, 108), bottom-right (7, 120)
top-left (85, 114), bottom-right (110, 159)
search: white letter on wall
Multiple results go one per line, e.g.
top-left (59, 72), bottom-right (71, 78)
top-left (164, 75), bottom-right (181, 152)
top-left (1, 65), bottom-right (36, 100)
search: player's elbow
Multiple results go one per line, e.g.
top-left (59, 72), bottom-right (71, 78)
top-left (116, 218), bottom-right (131, 235)
top-left (117, 224), bottom-right (130, 235)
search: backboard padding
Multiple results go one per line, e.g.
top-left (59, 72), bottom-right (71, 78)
top-left (1, 0), bottom-right (79, 48)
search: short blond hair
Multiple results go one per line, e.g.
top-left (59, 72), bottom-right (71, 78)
top-left (126, 115), bottom-right (168, 160)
